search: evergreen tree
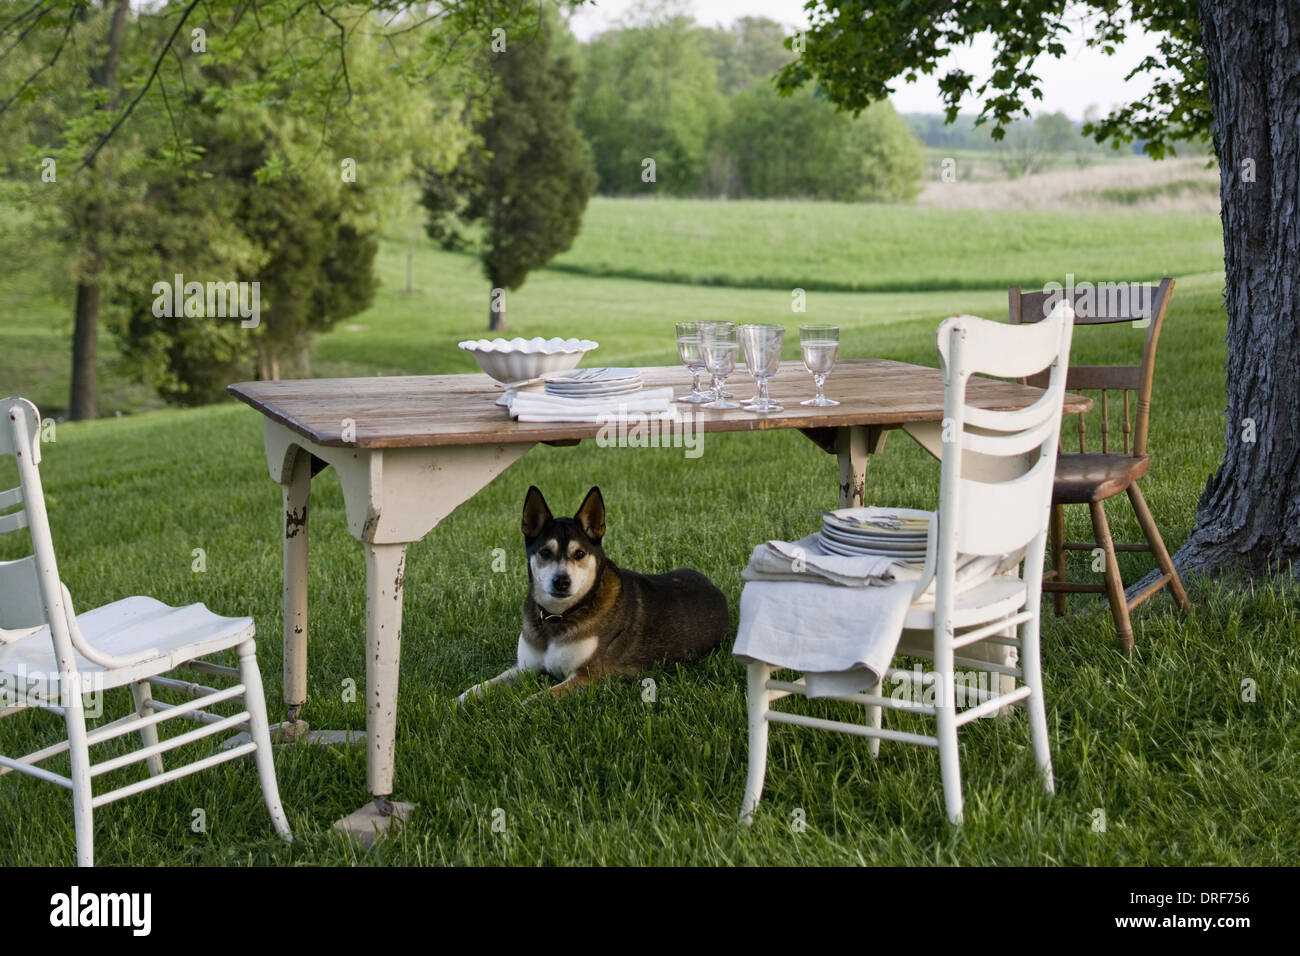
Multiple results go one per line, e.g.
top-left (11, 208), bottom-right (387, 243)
top-left (421, 18), bottom-right (595, 331)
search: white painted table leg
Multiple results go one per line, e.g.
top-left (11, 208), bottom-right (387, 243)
top-left (364, 541), bottom-right (406, 804)
top-left (328, 542), bottom-right (413, 847)
top-left (260, 421), bottom-right (532, 844)
top-left (837, 426), bottom-right (887, 508)
top-left (282, 450), bottom-right (311, 728)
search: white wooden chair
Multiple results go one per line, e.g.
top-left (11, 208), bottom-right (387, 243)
top-left (0, 397), bottom-right (291, 865)
top-left (741, 303), bottom-right (1076, 824)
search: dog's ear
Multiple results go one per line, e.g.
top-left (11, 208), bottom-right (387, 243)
top-left (522, 486), bottom-right (552, 540)
top-left (574, 486), bottom-right (605, 543)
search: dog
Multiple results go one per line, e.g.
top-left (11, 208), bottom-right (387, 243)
top-left (455, 486), bottom-right (730, 702)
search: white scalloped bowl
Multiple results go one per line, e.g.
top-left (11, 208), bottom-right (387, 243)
top-left (458, 337), bottom-right (599, 383)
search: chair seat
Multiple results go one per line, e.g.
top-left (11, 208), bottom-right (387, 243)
top-left (1052, 453), bottom-right (1150, 504)
top-left (0, 596), bottom-right (254, 695)
top-left (902, 574), bottom-right (1027, 631)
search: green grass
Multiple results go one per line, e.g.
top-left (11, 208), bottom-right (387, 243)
top-left (3, 198), bottom-right (1295, 866)
top-left (547, 197), bottom-right (1225, 293)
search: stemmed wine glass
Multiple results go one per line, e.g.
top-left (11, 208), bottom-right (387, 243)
top-left (739, 323), bottom-right (785, 413)
top-left (697, 320), bottom-right (734, 398)
top-left (700, 323), bottom-right (740, 409)
top-left (675, 322), bottom-right (711, 403)
top-left (799, 324), bottom-right (840, 406)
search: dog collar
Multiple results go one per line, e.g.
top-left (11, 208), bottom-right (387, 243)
top-left (536, 606), bottom-right (566, 625)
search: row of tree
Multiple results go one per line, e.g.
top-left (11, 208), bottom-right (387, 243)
top-left (573, 14), bottom-right (924, 201)
top-left (3, 3), bottom-right (923, 407)
top-left (1, 1), bottom-right (490, 408)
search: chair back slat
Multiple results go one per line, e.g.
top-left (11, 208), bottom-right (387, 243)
top-left (955, 452), bottom-right (1058, 555)
top-left (1067, 365), bottom-right (1142, 391)
top-left (0, 555), bottom-right (45, 632)
top-left (962, 413), bottom-right (1062, 459)
top-left (0, 398), bottom-right (80, 676)
top-left (1100, 390), bottom-right (1110, 453)
top-left (1008, 278), bottom-right (1174, 458)
top-left (1011, 282), bottom-right (1160, 326)
top-left (944, 309), bottom-right (1069, 379)
top-left (0, 509), bottom-right (29, 534)
top-left (1123, 392), bottom-right (1131, 454)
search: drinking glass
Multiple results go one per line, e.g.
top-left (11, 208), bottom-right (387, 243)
top-left (799, 324), bottom-right (840, 406)
top-left (697, 320), bottom-right (735, 399)
top-left (739, 324), bottom-right (785, 413)
top-left (700, 323), bottom-right (740, 409)
top-left (675, 322), bottom-right (711, 403)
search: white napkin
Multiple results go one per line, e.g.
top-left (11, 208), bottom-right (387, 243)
top-left (735, 577), bottom-right (916, 698)
top-left (734, 535), bottom-right (1016, 698)
top-left (741, 534), bottom-right (1002, 598)
top-left (506, 387), bottom-right (675, 423)
top-left (742, 536), bottom-right (900, 587)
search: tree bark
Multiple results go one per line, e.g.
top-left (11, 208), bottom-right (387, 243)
top-left (67, 0), bottom-right (131, 421)
top-left (1172, 0), bottom-right (1300, 577)
top-left (68, 282), bottom-right (99, 420)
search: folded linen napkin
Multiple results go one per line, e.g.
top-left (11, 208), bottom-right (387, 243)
top-left (505, 387), bottom-right (676, 423)
top-left (742, 535), bottom-right (899, 587)
top-left (734, 535), bottom-right (1017, 698)
top-left (741, 533), bottom-right (1004, 598)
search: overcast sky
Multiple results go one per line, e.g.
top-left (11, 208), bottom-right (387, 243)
top-left (566, 0), bottom-right (1164, 121)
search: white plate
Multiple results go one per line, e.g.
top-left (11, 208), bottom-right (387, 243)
top-left (544, 367), bottom-right (641, 385)
top-left (546, 378), bottom-right (644, 392)
top-left (818, 535), bottom-right (925, 563)
top-left (816, 528), bottom-right (930, 548)
top-left (544, 385), bottom-right (644, 399)
top-left (821, 541), bottom-right (925, 556)
top-left (821, 523), bottom-right (927, 542)
top-left (824, 507), bottom-right (931, 536)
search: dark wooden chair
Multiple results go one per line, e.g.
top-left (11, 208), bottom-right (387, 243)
top-left (1009, 277), bottom-right (1190, 652)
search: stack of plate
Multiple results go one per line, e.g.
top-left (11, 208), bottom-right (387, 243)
top-left (544, 367), bottom-right (644, 399)
top-left (818, 507), bottom-right (931, 564)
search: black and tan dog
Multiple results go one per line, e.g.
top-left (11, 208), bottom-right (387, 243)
top-left (455, 486), bottom-right (729, 702)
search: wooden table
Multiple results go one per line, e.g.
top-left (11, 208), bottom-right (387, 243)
top-left (229, 358), bottom-right (1090, 840)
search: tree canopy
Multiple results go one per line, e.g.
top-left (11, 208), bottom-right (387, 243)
top-left (421, 13), bottom-right (596, 329)
top-left (778, 1), bottom-right (1211, 160)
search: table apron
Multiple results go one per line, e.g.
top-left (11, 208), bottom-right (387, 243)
top-left (264, 419), bottom-right (533, 544)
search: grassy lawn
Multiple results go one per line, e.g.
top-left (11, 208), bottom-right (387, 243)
top-left (548, 196), bottom-right (1225, 292)
top-left (2, 197), bottom-right (1295, 866)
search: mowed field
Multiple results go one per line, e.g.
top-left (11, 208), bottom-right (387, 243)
top-left (3, 193), bottom-right (1296, 867)
top-left (547, 195), bottom-right (1225, 292)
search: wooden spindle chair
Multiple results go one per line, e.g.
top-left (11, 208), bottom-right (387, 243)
top-left (1008, 277), bottom-right (1190, 653)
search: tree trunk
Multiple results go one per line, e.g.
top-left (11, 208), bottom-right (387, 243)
top-left (68, 282), bottom-right (99, 419)
top-left (67, 0), bottom-right (132, 421)
top-left (1173, 0), bottom-right (1300, 577)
